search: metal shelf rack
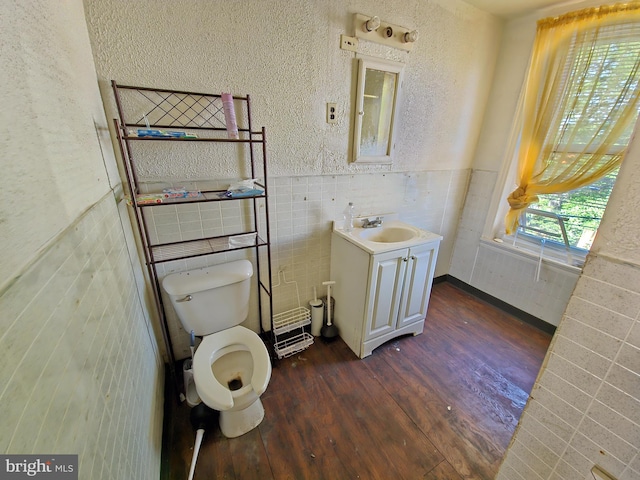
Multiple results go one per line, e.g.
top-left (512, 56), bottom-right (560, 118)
top-left (111, 81), bottom-right (274, 386)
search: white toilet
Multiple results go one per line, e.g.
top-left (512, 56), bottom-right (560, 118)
top-left (162, 260), bottom-right (272, 438)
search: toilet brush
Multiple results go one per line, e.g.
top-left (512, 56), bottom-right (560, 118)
top-left (321, 280), bottom-right (339, 340)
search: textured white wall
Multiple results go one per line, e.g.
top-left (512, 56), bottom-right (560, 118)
top-left (83, 0), bottom-right (502, 357)
top-left (0, 0), bottom-right (119, 292)
top-left (84, 0), bottom-right (501, 177)
top-left (0, 0), bottom-right (164, 477)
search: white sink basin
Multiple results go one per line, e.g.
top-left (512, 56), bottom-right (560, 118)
top-left (333, 219), bottom-right (442, 254)
top-left (356, 226), bottom-right (417, 243)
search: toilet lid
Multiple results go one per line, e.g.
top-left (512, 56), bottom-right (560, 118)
top-left (193, 325), bottom-right (272, 411)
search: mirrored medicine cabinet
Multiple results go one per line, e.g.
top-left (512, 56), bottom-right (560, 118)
top-left (352, 56), bottom-right (404, 164)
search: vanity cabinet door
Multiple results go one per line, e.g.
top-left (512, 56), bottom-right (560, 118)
top-left (397, 242), bottom-right (439, 329)
top-left (364, 249), bottom-right (408, 341)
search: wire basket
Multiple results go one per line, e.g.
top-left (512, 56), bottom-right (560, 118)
top-left (274, 331), bottom-right (314, 359)
top-left (272, 270), bottom-right (313, 359)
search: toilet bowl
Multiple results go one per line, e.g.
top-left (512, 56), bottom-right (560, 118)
top-left (193, 325), bottom-right (271, 438)
top-left (162, 260), bottom-right (272, 438)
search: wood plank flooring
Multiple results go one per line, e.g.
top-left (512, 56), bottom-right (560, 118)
top-left (162, 281), bottom-right (552, 480)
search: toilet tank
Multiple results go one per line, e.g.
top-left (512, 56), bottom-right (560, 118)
top-left (162, 260), bottom-right (253, 336)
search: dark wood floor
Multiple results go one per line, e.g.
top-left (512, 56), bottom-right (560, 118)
top-left (162, 282), bottom-right (552, 480)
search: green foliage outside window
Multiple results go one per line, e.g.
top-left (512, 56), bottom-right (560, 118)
top-left (521, 167), bottom-right (619, 250)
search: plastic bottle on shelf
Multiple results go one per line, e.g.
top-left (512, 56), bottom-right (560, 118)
top-left (343, 202), bottom-right (355, 233)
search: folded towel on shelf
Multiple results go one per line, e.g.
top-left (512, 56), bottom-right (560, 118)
top-left (219, 179), bottom-right (264, 198)
top-left (228, 233), bottom-right (257, 247)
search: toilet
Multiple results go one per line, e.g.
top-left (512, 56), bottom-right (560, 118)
top-left (162, 260), bottom-right (272, 438)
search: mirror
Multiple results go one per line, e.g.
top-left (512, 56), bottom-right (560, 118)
top-left (352, 56), bottom-right (404, 164)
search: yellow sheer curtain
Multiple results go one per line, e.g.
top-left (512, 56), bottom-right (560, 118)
top-left (505, 3), bottom-right (640, 234)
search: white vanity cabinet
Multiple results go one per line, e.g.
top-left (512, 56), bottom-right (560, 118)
top-left (330, 229), bottom-right (440, 358)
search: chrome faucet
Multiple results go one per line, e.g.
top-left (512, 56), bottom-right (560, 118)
top-left (361, 217), bottom-right (383, 228)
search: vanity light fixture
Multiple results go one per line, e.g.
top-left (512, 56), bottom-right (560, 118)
top-left (404, 30), bottom-right (419, 43)
top-left (364, 15), bottom-right (381, 32)
top-left (353, 13), bottom-right (417, 52)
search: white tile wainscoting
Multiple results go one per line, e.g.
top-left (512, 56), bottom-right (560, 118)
top-left (142, 170), bottom-right (469, 360)
top-left (497, 255), bottom-right (640, 480)
top-left (0, 193), bottom-right (164, 479)
top-left (451, 169), bottom-right (579, 327)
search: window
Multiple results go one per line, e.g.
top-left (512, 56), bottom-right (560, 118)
top-left (495, 6), bottom-right (640, 267)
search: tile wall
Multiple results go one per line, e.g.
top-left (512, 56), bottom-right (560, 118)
top-left (497, 254), bottom-right (640, 480)
top-left (0, 193), bottom-right (164, 479)
top-left (144, 170), bottom-right (470, 359)
top-left (449, 169), bottom-right (498, 280)
top-left (450, 169), bottom-right (579, 326)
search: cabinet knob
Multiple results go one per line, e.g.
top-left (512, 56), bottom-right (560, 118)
top-left (410, 255), bottom-right (417, 260)
top-left (177, 295), bottom-right (193, 302)
top-left (403, 257), bottom-right (408, 262)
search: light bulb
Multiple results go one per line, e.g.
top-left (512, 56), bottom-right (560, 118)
top-left (404, 30), bottom-right (419, 43)
top-left (364, 15), bottom-right (381, 32)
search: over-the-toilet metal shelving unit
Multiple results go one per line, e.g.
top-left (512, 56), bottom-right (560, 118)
top-left (111, 81), bottom-right (274, 385)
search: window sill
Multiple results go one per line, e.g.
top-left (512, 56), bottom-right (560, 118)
top-left (479, 237), bottom-right (585, 275)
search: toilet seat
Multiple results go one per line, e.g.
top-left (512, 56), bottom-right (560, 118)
top-left (193, 325), bottom-right (271, 411)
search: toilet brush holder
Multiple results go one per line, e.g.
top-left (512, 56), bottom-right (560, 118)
top-left (183, 359), bottom-right (201, 407)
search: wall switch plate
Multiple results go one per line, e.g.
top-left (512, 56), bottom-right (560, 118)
top-left (340, 35), bottom-right (358, 52)
top-left (326, 103), bottom-right (338, 124)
